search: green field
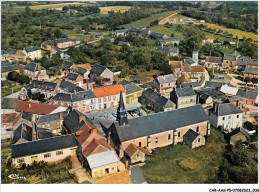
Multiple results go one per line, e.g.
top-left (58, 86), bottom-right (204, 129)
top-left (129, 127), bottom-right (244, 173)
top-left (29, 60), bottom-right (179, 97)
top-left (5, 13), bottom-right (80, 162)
top-left (141, 128), bottom-right (226, 183)
top-left (1, 80), bottom-right (23, 99)
top-left (120, 11), bottom-right (175, 29)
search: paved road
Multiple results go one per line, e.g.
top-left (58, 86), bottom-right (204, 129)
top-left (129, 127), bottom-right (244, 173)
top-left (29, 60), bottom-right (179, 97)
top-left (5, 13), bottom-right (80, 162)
top-left (200, 69), bottom-right (210, 88)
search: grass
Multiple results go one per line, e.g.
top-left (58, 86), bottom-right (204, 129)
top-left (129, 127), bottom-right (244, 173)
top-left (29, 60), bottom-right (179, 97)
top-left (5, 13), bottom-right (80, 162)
top-left (1, 80), bottom-right (23, 100)
top-left (198, 23), bottom-right (258, 42)
top-left (141, 128), bottom-right (227, 183)
top-left (126, 70), bottom-right (161, 84)
top-left (99, 6), bottom-right (132, 14)
top-left (121, 11), bottom-right (175, 29)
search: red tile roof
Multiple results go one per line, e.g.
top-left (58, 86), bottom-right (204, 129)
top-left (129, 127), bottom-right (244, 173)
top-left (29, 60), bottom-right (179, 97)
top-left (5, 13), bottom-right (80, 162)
top-left (169, 61), bottom-right (183, 68)
top-left (93, 84), bottom-right (125, 98)
top-left (176, 74), bottom-right (191, 85)
top-left (1, 113), bottom-right (17, 124)
top-left (15, 101), bottom-right (58, 115)
top-left (124, 143), bottom-right (152, 158)
top-left (182, 66), bottom-right (205, 73)
top-left (82, 138), bottom-right (112, 157)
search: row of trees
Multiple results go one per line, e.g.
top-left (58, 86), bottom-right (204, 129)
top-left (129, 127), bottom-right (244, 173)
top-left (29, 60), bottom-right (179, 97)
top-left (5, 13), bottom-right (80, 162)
top-left (7, 71), bottom-right (30, 85)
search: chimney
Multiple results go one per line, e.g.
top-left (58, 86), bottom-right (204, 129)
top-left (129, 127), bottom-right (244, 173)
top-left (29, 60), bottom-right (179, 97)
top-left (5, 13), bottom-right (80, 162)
top-left (23, 123), bottom-right (27, 131)
top-left (86, 79), bottom-right (90, 90)
top-left (38, 63), bottom-right (41, 71)
top-left (90, 128), bottom-right (97, 135)
top-left (29, 103), bottom-right (31, 108)
top-left (59, 112), bottom-right (63, 120)
top-left (78, 115), bottom-right (85, 122)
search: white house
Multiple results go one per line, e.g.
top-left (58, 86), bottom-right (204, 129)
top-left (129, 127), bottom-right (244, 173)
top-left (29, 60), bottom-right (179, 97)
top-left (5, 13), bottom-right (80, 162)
top-left (23, 46), bottom-right (42, 60)
top-left (209, 103), bottom-right (243, 132)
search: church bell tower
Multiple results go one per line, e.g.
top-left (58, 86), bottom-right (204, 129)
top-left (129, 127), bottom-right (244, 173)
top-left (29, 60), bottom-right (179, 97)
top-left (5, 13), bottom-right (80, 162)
top-left (116, 91), bottom-right (128, 126)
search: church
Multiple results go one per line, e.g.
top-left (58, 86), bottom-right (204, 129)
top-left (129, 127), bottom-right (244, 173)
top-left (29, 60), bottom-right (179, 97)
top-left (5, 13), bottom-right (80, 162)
top-left (109, 91), bottom-right (210, 159)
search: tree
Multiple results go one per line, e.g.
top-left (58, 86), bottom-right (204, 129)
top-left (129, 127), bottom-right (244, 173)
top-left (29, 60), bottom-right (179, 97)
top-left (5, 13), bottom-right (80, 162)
top-left (244, 76), bottom-right (251, 87)
top-left (243, 121), bottom-right (254, 131)
top-left (7, 71), bottom-right (20, 81)
top-left (250, 77), bottom-right (258, 87)
top-left (27, 89), bottom-right (32, 99)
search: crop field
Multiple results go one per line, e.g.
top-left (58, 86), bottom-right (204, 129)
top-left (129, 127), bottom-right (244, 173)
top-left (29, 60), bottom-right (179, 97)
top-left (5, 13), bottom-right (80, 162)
top-left (121, 11), bottom-right (175, 29)
top-left (199, 23), bottom-right (258, 42)
top-left (18, 2), bottom-right (90, 10)
top-left (141, 128), bottom-right (227, 183)
top-left (99, 6), bottom-right (132, 14)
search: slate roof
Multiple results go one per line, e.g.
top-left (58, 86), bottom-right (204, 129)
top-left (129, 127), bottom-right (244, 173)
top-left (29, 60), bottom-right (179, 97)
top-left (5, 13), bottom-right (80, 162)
top-left (204, 81), bottom-right (224, 88)
top-left (212, 103), bottom-right (243, 116)
top-left (86, 150), bottom-right (118, 169)
top-left (122, 82), bottom-right (142, 95)
top-left (184, 59), bottom-right (196, 66)
top-left (142, 88), bottom-right (174, 108)
top-left (156, 74), bottom-right (175, 84)
top-left (130, 165), bottom-right (146, 184)
top-left (52, 93), bottom-right (83, 102)
top-left (236, 57), bottom-right (257, 67)
top-left (1, 98), bottom-right (18, 109)
top-left (67, 73), bottom-right (79, 81)
top-left (159, 37), bottom-right (179, 44)
top-left (6, 48), bottom-right (18, 55)
top-left (76, 90), bottom-right (96, 100)
top-left (195, 88), bottom-right (227, 101)
top-left (223, 52), bottom-right (239, 61)
top-left (183, 129), bottom-right (199, 142)
top-left (181, 81), bottom-right (200, 88)
top-left (157, 46), bottom-right (178, 53)
top-left (36, 127), bottom-right (54, 139)
top-left (115, 29), bottom-right (128, 34)
top-left (42, 38), bottom-right (81, 46)
top-left (24, 62), bottom-right (45, 72)
top-left (1, 61), bottom-right (19, 73)
top-left (63, 109), bottom-right (93, 133)
top-left (205, 56), bottom-right (222, 64)
top-left (150, 32), bottom-right (167, 39)
top-left (176, 87), bottom-right (196, 97)
top-left (20, 111), bottom-right (33, 122)
top-left (59, 80), bottom-right (84, 93)
top-left (24, 80), bottom-right (57, 91)
top-left (15, 101), bottom-right (58, 115)
top-left (12, 134), bottom-right (77, 158)
top-left (243, 67), bottom-right (258, 75)
top-left (236, 89), bottom-right (258, 100)
top-left (90, 64), bottom-right (108, 77)
top-left (113, 104), bottom-right (209, 143)
top-left (12, 123), bottom-right (32, 144)
top-left (76, 67), bottom-right (87, 75)
top-left (25, 46), bottom-right (40, 53)
top-left (229, 127), bottom-right (250, 140)
top-left (37, 110), bottom-right (69, 124)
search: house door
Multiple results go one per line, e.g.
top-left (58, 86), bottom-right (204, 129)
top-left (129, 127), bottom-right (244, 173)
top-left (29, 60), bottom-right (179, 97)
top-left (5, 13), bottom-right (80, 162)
top-left (105, 168), bottom-right (109, 174)
top-left (104, 104), bottom-right (107, 109)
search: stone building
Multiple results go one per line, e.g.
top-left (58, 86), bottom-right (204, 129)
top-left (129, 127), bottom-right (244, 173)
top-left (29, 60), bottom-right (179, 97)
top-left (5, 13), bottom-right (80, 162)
top-left (170, 87), bottom-right (197, 109)
top-left (153, 74), bottom-right (175, 97)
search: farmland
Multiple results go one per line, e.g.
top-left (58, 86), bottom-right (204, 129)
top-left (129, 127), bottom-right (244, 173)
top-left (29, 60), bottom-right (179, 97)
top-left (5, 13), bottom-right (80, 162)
top-left (18, 2), bottom-right (91, 10)
top-left (196, 23), bottom-right (258, 42)
top-left (120, 11), bottom-right (175, 29)
top-left (99, 6), bottom-right (133, 14)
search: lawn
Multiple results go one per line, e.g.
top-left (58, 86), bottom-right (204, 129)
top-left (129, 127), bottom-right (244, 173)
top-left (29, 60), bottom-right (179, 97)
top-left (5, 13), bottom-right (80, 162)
top-left (1, 80), bottom-right (23, 99)
top-left (141, 128), bottom-right (227, 183)
top-left (126, 70), bottom-right (161, 84)
top-left (121, 11), bottom-right (175, 29)
top-left (99, 6), bottom-right (132, 14)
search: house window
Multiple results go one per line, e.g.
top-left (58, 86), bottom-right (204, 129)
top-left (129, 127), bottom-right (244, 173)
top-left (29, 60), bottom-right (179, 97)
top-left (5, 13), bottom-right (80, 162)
top-left (56, 151), bottom-right (63, 155)
top-left (111, 102), bottom-right (114, 106)
top-left (61, 102), bottom-right (64, 105)
top-left (57, 122), bottom-right (60, 126)
top-left (229, 116), bottom-right (231, 120)
top-left (168, 83), bottom-right (170, 86)
top-left (108, 96), bottom-right (111, 101)
top-left (91, 99), bottom-right (93, 103)
top-left (139, 142), bottom-right (141, 147)
top-left (99, 104), bottom-right (101, 109)
top-left (18, 158), bottom-right (25, 163)
top-left (113, 96), bottom-right (116, 100)
top-left (178, 132), bottom-right (180, 137)
top-left (161, 84), bottom-right (163, 87)
top-left (137, 153), bottom-right (139, 158)
top-left (190, 99), bottom-right (193, 102)
top-left (98, 98), bottom-right (101, 103)
top-left (42, 125), bottom-right (45, 128)
top-left (155, 137), bottom-right (158, 143)
top-left (198, 138), bottom-right (200, 143)
top-left (196, 126), bottom-right (199, 132)
top-left (222, 117), bottom-right (225, 121)
top-left (237, 115), bottom-right (239, 118)
top-left (168, 134), bottom-right (171, 140)
top-left (44, 153), bottom-right (51, 158)
top-left (103, 97), bottom-right (107, 102)
top-left (47, 124), bottom-right (50, 128)
top-left (111, 167), bottom-right (114, 171)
